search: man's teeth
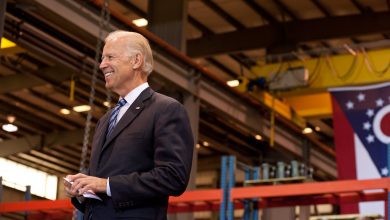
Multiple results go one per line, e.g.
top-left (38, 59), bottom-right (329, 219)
top-left (105, 72), bottom-right (113, 77)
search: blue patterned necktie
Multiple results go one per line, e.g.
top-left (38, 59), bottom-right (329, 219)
top-left (106, 98), bottom-right (127, 138)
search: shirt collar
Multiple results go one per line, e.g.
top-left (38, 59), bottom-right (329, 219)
top-left (121, 82), bottom-right (149, 105)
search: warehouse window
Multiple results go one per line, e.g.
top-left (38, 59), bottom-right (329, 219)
top-left (0, 157), bottom-right (57, 200)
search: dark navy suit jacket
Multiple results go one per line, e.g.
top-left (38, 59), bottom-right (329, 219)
top-left (72, 87), bottom-right (194, 220)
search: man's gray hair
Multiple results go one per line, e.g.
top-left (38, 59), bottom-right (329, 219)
top-left (105, 30), bottom-right (154, 75)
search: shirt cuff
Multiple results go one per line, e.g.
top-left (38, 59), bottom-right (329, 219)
top-left (106, 177), bottom-right (112, 196)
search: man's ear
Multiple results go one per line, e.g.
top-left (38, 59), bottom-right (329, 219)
top-left (131, 54), bottom-right (143, 70)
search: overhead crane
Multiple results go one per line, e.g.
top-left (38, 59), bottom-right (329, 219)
top-left (250, 48), bottom-right (390, 119)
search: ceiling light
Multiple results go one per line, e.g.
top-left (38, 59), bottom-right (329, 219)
top-left (196, 144), bottom-right (201, 149)
top-left (132, 18), bottom-right (148, 27)
top-left (255, 134), bottom-right (262, 140)
top-left (103, 101), bottom-right (111, 107)
top-left (2, 124), bottom-right (18, 132)
top-left (314, 126), bottom-right (321, 132)
top-left (73, 105), bottom-right (91, 112)
top-left (6, 115), bottom-right (16, 123)
top-left (202, 141), bottom-right (209, 147)
top-left (1, 38), bottom-right (16, 49)
top-left (302, 127), bottom-right (313, 134)
top-left (60, 108), bottom-right (71, 115)
top-left (226, 79), bottom-right (241, 87)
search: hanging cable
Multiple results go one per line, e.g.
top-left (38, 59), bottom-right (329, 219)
top-left (79, 0), bottom-right (110, 174)
top-left (267, 56), bottom-right (286, 84)
top-left (308, 55), bottom-right (323, 84)
top-left (325, 52), bottom-right (358, 81)
top-left (73, 1), bottom-right (110, 220)
top-left (103, 1), bottom-right (112, 109)
top-left (362, 48), bottom-right (390, 77)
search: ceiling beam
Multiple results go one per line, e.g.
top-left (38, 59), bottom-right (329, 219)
top-left (0, 129), bottom-right (85, 157)
top-left (273, 0), bottom-right (298, 20)
top-left (242, 0), bottom-right (277, 24)
top-left (0, 66), bottom-right (72, 94)
top-left (187, 11), bottom-right (390, 57)
top-left (310, 0), bottom-right (332, 17)
top-left (201, 0), bottom-right (245, 30)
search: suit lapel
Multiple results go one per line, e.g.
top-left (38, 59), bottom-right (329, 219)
top-left (96, 112), bottom-right (111, 151)
top-left (101, 87), bottom-right (154, 152)
top-left (89, 112), bottom-right (110, 174)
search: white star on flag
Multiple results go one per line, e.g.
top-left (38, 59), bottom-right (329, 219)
top-left (346, 101), bottom-right (354, 109)
top-left (363, 122), bottom-right (371, 130)
top-left (381, 167), bottom-right (389, 176)
top-left (366, 109), bottom-right (374, 117)
top-left (357, 93), bottom-right (365, 102)
top-left (376, 98), bottom-right (384, 107)
top-left (366, 134), bottom-right (375, 143)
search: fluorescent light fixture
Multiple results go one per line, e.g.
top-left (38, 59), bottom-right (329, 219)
top-left (226, 79), bottom-right (240, 87)
top-left (2, 123), bottom-right (18, 132)
top-left (302, 127), bottom-right (313, 134)
top-left (73, 105), bottom-right (91, 112)
top-left (132, 18), bottom-right (148, 27)
top-left (1, 38), bottom-right (16, 49)
top-left (255, 134), bottom-right (262, 140)
top-left (60, 108), bottom-right (71, 115)
top-left (202, 141), bottom-right (209, 147)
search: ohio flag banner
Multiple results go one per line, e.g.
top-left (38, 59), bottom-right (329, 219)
top-left (329, 82), bottom-right (390, 216)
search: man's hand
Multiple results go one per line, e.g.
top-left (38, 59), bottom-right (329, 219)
top-left (64, 173), bottom-right (107, 196)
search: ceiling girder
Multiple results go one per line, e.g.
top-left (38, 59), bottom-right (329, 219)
top-left (0, 66), bottom-right (72, 94)
top-left (18, 0), bottom-right (338, 178)
top-left (0, 129), bottom-right (85, 157)
top-left (187, 12), bottom-right (390, 57)
top-left (242, 0), bottom-right (277, 24)
top-left (201, 0), bottom-right (245, 30)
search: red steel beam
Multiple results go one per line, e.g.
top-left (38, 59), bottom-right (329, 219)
top-left (0, 189), bottom-right (222, 213)
top-left (0, 199), bottom-right (73, 213)
top-left (1, 179), bottom-right (388, 214)
top-left (231, 178), bottom-right (390, 200)
top-left (255, 191), bottom-right (387, 208)
top-left (169, 189), bottom-right (222, 203)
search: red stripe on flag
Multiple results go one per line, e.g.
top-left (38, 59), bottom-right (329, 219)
top-left (331, 95), bottom-right (358, 213)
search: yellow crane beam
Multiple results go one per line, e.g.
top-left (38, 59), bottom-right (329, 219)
top-left (252, 48), bottom-right (390, 95)
top-left (250, 48), bottom-right (390, 118)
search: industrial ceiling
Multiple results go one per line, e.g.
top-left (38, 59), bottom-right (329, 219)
top-left (0, 0), bottom-right (389, 187)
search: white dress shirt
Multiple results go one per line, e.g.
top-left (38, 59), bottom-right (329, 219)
top-left (106, 82), bottom-right (149, 196)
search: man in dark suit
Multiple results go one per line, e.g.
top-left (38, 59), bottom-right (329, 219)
top-left (64, 31), bottom-right (194, 220)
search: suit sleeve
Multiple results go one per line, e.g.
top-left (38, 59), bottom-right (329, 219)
top-left (71, 197), bottom-right (86, 213)
top-left (109, 101), bottom-right (194, 205)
